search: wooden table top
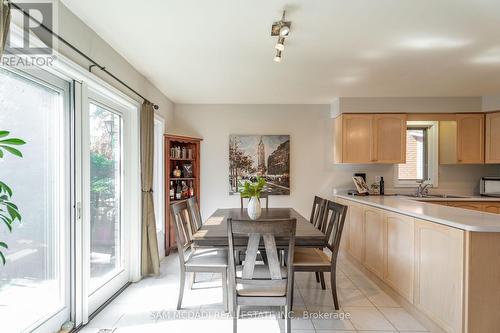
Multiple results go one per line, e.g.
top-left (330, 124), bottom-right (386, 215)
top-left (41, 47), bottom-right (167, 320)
top-left (192, 208), bottom-right (327, 247)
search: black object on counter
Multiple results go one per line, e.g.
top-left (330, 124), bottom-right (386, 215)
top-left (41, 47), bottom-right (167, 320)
top-left (380, 177), bottom-right (385, 195)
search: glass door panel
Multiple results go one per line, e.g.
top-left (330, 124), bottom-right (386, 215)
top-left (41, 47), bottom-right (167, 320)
top-left (88, 102), bottom-right (123, 292)
top-left (0, 67), bottom-right (70, 332)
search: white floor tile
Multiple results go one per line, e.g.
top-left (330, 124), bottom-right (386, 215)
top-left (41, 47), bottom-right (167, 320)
top-left (79, 253), bottom-right (430, 333)
top-left (379, 307), bottom-right (428, 331)
top-left (338, 288), bottom-right (374, 307)
top-left (343, 307), bottom-right (396, 331)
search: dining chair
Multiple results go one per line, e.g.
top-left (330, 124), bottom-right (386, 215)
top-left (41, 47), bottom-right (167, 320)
top-left (170, 201), bottom-right (228, 311)
top-left (240, 192), bottom-right (269, 209)
top-left (292, 200), bottom-right (347, 310)
top-left (227, 217), bottom-right (297, 333)
top-left (186, 196), bottom-right (203, 231)
top-left (309, 196), bottom-right (327, 287)
top-left (186, 196), bottom-right (204, 288)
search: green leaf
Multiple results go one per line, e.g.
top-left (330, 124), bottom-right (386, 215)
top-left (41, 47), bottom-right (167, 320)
top-left (0, 251), bottom-right (6, 265)
top-left (0, 242), bottom-right (7, 249)
top-left (0, 181), bottom-right (12, 196)
top-left (0, 131), bottom-right (9, 138)
top-left (0, 145), bottom-right (23, 157)
top-left (7, 205), bottom-right (21, 222)
top-left (0, 216), bottom-right (13, 232)
top-left (0, 138), bottom-right (26, 145)
top-left (0, 149), bottom-right (3, 158)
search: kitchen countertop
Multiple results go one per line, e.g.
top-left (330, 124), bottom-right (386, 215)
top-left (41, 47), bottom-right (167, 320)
top-left (335, 193), bottom-right (500, 232)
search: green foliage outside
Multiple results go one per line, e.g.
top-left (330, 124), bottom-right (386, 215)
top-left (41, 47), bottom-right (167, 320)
top-left (0, 131), bottom-right (26, 265)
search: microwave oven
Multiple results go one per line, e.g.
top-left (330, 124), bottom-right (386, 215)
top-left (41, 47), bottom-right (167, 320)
top-left (480, 177), bottom-right (500, 197)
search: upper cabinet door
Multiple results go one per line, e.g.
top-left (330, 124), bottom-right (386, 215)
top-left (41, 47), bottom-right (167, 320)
top-left (342, 114), bottom-right (374, 163)
top-left (485, 112), bottom-right (500, 164)
top-left (456, 114), bottom-right (485, 164)
top-left (373, 114), bottom-right (407, 163)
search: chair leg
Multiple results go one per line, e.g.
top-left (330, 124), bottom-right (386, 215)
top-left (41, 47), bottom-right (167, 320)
top-left (284, 305), bottom-right (291, 333)
top-left (233, 305), bottom-right (239, 333)
top-left (189, 272), bottom-right (196, 290)
top-left (290, 271), bottom-right (295, 310)
top-left (177, 269), bottom-right (186, 310)
top-left (331, 267), bottom-right (339, 310)
top-left (222, 269), bottom-right (228, 312)
top-left (319, 272), bottom-right (326, 290)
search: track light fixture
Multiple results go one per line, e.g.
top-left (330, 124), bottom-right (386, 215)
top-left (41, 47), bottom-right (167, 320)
top-left (271, 10), bottom-right (291, 63)
top-left (275, 37), bottom-right (285, 51)
top-left (274, 50), bottom-right (282, 63)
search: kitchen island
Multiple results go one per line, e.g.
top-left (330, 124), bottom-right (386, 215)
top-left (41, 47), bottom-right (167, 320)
top-left (335, 194), bottom-right (500, 333)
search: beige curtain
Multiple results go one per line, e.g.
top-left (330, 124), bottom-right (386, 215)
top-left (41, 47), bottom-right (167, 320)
top-left (0, 0), bottom-right (11, 56)
top-left (140, 101), bottom-right (160, 277)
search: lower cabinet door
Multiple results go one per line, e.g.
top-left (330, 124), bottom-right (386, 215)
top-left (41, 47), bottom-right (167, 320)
top-left (363, 208), bottom-right (385, 278)
top-left (348, 203), bottom-right (364, 262)
top-left (384, 213), bottom-right (414, 302)
top-left (414, 219), bottom-right (464, 333)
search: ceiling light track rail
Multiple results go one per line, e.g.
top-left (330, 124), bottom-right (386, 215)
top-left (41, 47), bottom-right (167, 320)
top-left (7, 1), bottom-right (159, 109)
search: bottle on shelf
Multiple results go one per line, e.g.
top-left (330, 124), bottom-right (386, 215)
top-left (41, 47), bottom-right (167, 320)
top-left (173, 165), bottom-right (182, 178)
top-left (169, 181), bottom-right (174, 200)
top-left (175, 181), bottom-right (182, 200)
top-left (182, 181), bottom-right (189, 199)
top-left (189, 181), bottom-right (194, 197)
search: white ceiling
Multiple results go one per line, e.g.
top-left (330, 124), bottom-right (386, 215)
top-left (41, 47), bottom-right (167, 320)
top-left (61, 0), bottom-right (500, 104)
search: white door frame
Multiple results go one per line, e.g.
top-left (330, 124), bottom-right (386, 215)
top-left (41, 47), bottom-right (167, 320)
top-left (153, 114), bottom-right (166, 259)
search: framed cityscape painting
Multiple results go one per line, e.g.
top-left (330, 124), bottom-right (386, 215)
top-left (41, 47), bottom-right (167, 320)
top-left (229, 135), bottom-right (290, 195)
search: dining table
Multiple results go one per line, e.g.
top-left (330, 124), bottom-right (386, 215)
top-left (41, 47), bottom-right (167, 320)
top-left (191, 208), bottom-right (327, 248)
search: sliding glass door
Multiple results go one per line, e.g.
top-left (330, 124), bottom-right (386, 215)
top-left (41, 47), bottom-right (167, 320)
top-left (0, 67), bottom-right (71, 332)
top-left (85, 92), bottom-right (130, 314)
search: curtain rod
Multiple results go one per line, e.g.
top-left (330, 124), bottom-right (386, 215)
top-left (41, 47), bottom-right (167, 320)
top-left (7, 1), bottom-right (159, 110)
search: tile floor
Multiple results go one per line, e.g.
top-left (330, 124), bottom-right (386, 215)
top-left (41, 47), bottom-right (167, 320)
top-left (78, 253), bottom-right (429, 333)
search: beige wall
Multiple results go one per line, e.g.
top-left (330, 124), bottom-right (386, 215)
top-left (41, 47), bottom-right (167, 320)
top-left (42, 2), bottom-right (175, 129)
top-left (173, 104), bottom-right (499, 220)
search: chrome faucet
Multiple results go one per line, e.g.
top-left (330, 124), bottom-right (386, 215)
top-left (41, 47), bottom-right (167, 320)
top-left (415, 180), bottom-right (433, 197)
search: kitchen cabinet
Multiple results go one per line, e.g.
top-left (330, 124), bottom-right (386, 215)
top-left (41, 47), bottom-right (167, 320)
top-left (483, 204), bottom-right (500, 214)
top-left (456, 114), bottom-right (485, 164)
top-left (337, 196), bottom-right (500, 333)
top-left (426, 201), bottom-right (500, 214)
top-left (373, 114), bottom-right (407, 163)
top-left (440, 114), bottom-right (485, 164)
top-left (384, 213), bottom-right (414, 302)
top-left (363, 207), bottom-right (385, 278)
top-left (485, 112), bottom-right (500, 164)
top-left (348, 203), bottom-right (364, 261)
top-left (334, 113), bottom-right (407, 164)
top-left (447, 202), bottom-right (484, 212)
top-left (414, 219), bottom-right (464, 333)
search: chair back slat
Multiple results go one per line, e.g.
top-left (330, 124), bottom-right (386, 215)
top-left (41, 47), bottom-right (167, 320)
top-left (242, 233), bottom-right (260, 279)
top-left (322, 201), bottom-right (348, 252)
top-left (262, 234), bottom-right (282, 280)
top-left (187, 197), bottom-right (203, 231)
top-left (310, 196), bottom-right (327, 230)
top-left (170, 201), bottom-right (195, 255)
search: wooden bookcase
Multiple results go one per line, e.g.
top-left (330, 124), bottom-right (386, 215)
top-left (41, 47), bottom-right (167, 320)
top-left (164, 134), bottom-right (202, 255)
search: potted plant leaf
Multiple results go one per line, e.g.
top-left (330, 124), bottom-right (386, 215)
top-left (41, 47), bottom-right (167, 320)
top-left (0, 130), bottom-right (25, 265)
top-left (240, 177), bottom-right (267, 220)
